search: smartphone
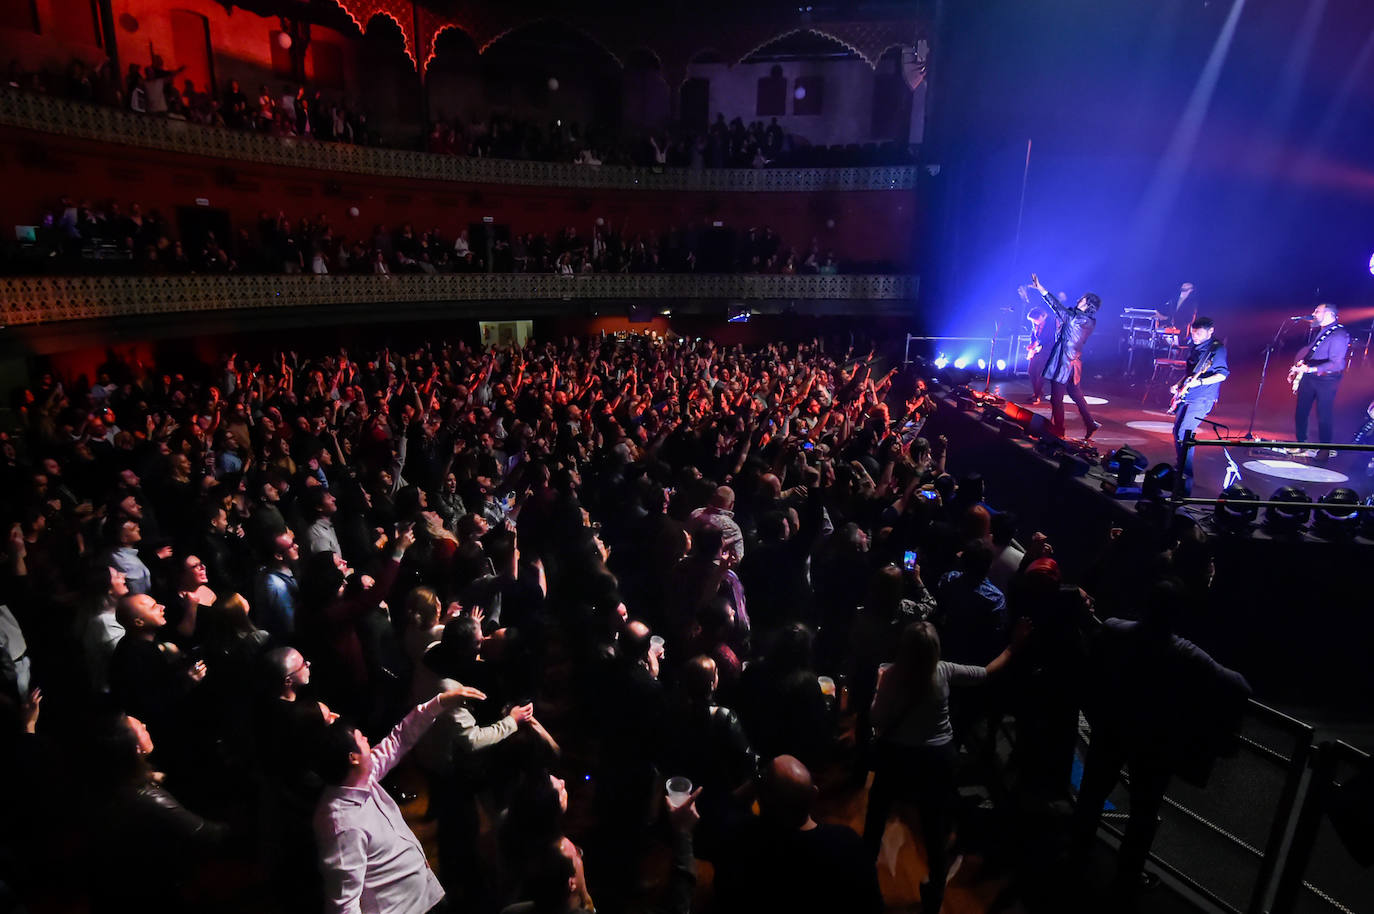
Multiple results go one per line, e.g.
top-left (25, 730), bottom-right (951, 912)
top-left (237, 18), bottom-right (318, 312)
top-left (902, 549), bottom-right (918, 571)
top-left (802, 441), bottom-right (814, 451)
top-left (918, 489), bottom-right (938, 502)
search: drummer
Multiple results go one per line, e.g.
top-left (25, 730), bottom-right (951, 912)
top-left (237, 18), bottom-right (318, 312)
top-left (1155, 281), bottom-right (1197, 334)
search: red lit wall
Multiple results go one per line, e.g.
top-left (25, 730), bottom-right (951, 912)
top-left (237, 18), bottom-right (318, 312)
top-left (0, 126), bottom-right (920, 266)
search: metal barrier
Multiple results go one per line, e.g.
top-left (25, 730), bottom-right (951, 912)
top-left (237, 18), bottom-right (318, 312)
top-left (1271, 741), bottom-right (1374, 914)
top-left (1077, 700), bottom-right (1314, 914)
top-left (1173, 437), bottom-right (1374, 510)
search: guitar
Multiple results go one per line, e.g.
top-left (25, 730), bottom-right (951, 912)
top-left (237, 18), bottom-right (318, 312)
top-left (1287, 361), bottom-right (1316, 393)
top-left (1026, 340), bottom-right (1042, 360)
top-left (1168, 341), bottom-right (1221, 415)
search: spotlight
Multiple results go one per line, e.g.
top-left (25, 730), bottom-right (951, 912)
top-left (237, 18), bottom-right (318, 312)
top-left (953, 357), bottom-right (968, 369)
top-left (996, 359), bottom-right (1008, 371)
top-left (1213, 484), bottom-right (1259, 532)
top-left (1264, 485), bottom-right (1312, 534)
top-left (977, 359), bottom-right (988, 370)
top-left (933, 354), bottom-right (949, 369)
top-left (1141, 463), bottom-right (1177, 502)
top-left (1104, 447), bottom-right (1149, 495)
top-left (1314, 487), bottom-right (1361, 539)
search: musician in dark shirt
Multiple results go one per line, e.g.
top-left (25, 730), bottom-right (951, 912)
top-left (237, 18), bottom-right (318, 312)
top-left (1026, 302), bottom-right (1054, 404)
top-left (1170, 317), bottom-right (1228, 486)
top-left (1291, 303), bottom-right (1350, 454)
top-left (1155, 281), bottom-right (1197, 333)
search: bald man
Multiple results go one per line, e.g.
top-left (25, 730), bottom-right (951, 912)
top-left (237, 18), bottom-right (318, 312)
top-left (710, 755), bottom-right (881, 913)
top-left (688, 486), bottom-right (745, 565)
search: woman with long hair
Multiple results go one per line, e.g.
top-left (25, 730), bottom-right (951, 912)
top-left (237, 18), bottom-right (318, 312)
top-left (863, 619), bottom-right (1027, 913)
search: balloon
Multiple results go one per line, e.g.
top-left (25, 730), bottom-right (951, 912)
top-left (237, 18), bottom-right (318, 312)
top-left (275, 31), bottom-right (293, 50)
top-left (348, 206), bottom-right (359, 218)
top-left (547, 77), bottom-right (559, 91)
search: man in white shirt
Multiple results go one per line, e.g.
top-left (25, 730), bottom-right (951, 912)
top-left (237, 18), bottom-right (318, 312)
top-left (306, 490), bottom-right (343, 560)
top-left (314, 684), bottom-right (485, 914)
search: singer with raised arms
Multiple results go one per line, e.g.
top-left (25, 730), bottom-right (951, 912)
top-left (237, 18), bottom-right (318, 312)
top-left (1030, 273), bottom-right (1103, 439)
top-left (1289, 303), bottom-right (1350, 456)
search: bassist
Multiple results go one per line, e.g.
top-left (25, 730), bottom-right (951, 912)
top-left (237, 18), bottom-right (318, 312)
top-left (1290, 303), bottom-right (1350, 456)
top-left (1170, 317), bottom-right (1229, 488)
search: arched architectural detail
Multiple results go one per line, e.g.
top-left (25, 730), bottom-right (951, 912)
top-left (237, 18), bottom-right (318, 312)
top-left (477, 17), bottom-right (625, 69)
top-left (421, 22), bottom-right (478, 75)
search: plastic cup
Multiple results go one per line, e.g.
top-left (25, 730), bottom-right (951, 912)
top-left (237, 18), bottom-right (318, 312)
top-left (818, 675), bottom-right (836, 697)
top-left (650, 635), bottom-right (665, 653)
top-left (665, 776), bottom-right (692, 809)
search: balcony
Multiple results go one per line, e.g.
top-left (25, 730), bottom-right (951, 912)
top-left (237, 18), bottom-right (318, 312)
top-left (0, 272), bottom-right (918, 326)
top-left (0, 89), bottom-right (921, 194)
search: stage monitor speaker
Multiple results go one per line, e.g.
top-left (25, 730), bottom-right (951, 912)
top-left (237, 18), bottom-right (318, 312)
top-left (1027, 412), bottom-right (1053, 440)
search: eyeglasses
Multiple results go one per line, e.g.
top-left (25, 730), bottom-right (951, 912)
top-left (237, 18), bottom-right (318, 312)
top-left (287, 658), bottom-right (311, 677)
top-left (187, 560), bottom-right (205, 570)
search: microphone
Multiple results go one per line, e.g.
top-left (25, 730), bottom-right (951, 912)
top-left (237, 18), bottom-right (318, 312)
top-left (1289, 315), bottom-right (1314, 321)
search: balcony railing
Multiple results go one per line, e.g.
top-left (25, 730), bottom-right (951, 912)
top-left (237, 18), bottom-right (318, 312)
top-left (0, 273), bottom-right (918, 326)
top-left (0, 89), bottom-right (921, 193)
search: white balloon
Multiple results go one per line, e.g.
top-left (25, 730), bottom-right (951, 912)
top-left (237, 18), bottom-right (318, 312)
top-left (595, 216), bottom-right (605, 226)
top-left (348, 206), bottom-right (359, 217)
top-left (547, 77), bottom-right (559, 91)
top-left (276, 31), bottom-right (292, 50)
top-left (825, 218), bottom-right (835, 229)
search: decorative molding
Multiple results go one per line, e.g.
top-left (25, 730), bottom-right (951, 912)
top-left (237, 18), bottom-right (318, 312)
top-left (0, 273), bottom-right (918, 326)
top-left (0, 89), bottom-right (921, 193)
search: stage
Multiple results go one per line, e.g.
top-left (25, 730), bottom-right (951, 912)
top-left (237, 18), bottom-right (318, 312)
top-left (968, 373), bottom-right (1371, 501)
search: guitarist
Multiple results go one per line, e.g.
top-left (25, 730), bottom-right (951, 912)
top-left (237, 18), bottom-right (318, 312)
top-left (1170, 317), bottom-right (1229, 486)
top-left (1290, 303), bottom-right (1350, 457)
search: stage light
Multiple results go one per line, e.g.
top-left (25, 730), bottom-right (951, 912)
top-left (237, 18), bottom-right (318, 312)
top-left (1141, 463), bottom-right (1177, 502)
top-left (1104, 447), bottom-right (1149, 495)
top-left (1263, 485), bottom-right (1312, 534)
top-left (977, 359), bottom-right (987, 370)
top-left (996, 359), bottom-right (1007, 371)
top-left (933, 354), bottom-right (949, 369)
top-left (1314, 487), bottom-right (1361, 539)
top-left (1213, 484), bottom-right (1260, 532)
top-left (1368, 250), bottom-right (1374, 276)
top-left (953, 357), bottom-right (969, 369)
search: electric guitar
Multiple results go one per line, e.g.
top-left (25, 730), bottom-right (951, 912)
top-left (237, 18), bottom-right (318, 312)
top-left (1287, 361), bottom-right (1316, 393)
top-left (1026, 340), bottom-right (1042, 360)
top-left (1168, 341), bottom-right (1221, 415)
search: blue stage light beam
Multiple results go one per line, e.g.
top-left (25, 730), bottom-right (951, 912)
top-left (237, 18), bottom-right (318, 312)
top-left (1129, 0), bottom-right (1249, 256)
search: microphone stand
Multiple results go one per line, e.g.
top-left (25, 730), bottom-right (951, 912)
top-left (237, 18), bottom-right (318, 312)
top-left (1244, 317), bottom-right (1297, 440)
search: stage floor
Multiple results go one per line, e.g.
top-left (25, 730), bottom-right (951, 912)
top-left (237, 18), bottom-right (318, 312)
top-left (980, 376), bottom-right (1373, 499)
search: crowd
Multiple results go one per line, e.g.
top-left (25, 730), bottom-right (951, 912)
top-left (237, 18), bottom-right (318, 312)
top-left (7, 55), bottom-right (378, 143)
top-left (0, 328), bottom-right (1250, 914)
top-left (6, 57), bottom-right (914, 168)
top-left (11, 198), bottom-right (850, 277)
top-left (430, 112), bottom-right (917, 170)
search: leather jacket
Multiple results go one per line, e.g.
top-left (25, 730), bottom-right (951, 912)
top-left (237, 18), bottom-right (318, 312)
top-left (1039, 290), bottom-right (1096, 385)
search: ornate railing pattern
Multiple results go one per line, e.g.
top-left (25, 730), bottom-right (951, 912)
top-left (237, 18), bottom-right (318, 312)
top-left (0, 89), bottom-right (921, 193)
top-left (0, 273), bottom-right (918, 325)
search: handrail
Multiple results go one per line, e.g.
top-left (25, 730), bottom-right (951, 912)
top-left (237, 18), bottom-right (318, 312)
top-left (0, 272), bottom-right (920, 326)
top-left (0, 88), bottom-right (922, 194)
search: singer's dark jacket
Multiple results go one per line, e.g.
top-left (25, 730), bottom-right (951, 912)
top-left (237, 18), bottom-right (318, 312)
top-left (1039, 290), bottom-right (1096, 385)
